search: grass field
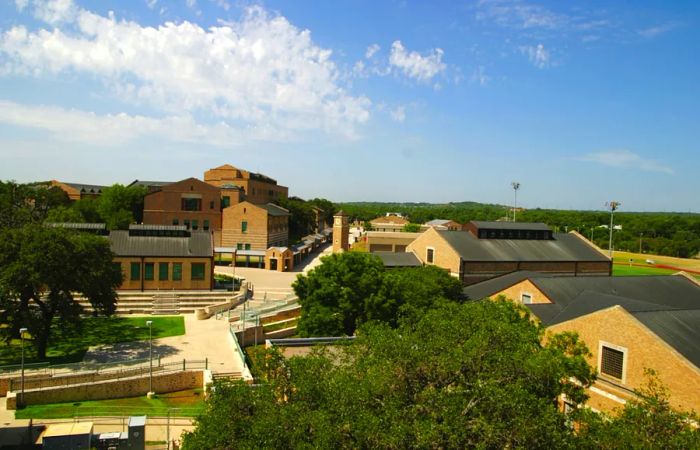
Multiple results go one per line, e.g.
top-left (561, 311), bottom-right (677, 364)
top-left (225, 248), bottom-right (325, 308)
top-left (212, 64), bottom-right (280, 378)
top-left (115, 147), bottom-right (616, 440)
top-left (15, 389), bottom-right (205, 419)
top-left (0, 316), bottom-right (185, 366)
top-left (612, 264), bottom-right (679, 277)
top-left (612, 250), bottom-right (700, 272)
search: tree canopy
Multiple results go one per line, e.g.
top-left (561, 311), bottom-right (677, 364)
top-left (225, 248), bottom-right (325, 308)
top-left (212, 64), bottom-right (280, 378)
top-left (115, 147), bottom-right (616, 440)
top-left (293, 252), bottom-right (464, 336)
top-left (0, 225), bottom-right (122, 359)
top-left (182, 300), bottom-right (597, 449)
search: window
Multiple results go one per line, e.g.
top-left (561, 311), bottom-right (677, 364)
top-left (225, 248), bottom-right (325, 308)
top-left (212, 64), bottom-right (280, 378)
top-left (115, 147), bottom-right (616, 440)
top-left (521, 293), bottom-right (532, 304)
top-left (181, 197), bottom-right (202, 211)
top-left (236, 243), bottom-right (243, 250)
top-left (130, 262), bottom-right (141, 281)
top-left (245, 243), bottom-right (251, 250)
top-left (192, 219), bottom-right (199, 230)
top-left (191, 263), bottom-right (205, 280)
top-left (144, 263), bottom-right (154, 280)
top-left (600, 344), bottom-right (626, 380)
top-left (159, 262), bottom-right (169, 281)
top-left (172, 263), bottom-right (182, 281)
top-left (426, 247), bottom-right (434, 264)
top-left (241, 221), bottom-right (248, 233)
top-left (222, 196), bottom-right (230, 209)
top-left (184, 219), bottom-right (190, 229)
top-left (172, 218), bottom-right (179, 226)
top-left (203, 219), bottom-right (210, 231)
top-left (209, 200), bottom-right (215, 209)
top-left (112, 262), bottom-right (122, 277)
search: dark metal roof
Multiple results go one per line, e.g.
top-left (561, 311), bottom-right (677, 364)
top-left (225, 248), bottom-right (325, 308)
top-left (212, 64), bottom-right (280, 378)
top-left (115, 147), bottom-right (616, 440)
top-left (260, 203), bottom-right (291, 217)
top-left (632, 310), bottom-right (700, 369)
top-left (127, 180), bottom-right (173, 188)
top-left (438, 230), bottom-right (609, 262)
top-left (129, 224), bottom-right (187, 232)
top-left (64, 182), bottom-right (107, 193)
top-left (46, 222), bottom-right (106, 230)
top-left (462, 271), bottom-right (554, 300)
top-left (376, 252), bottom-right (422, 267)
top-left (109, 230), bottom-right (212, 257)
top-left (469, 221), bottom-right (551, 231)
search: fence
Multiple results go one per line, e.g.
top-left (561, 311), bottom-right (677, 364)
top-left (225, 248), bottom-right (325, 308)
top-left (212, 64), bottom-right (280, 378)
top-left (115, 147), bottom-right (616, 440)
top-left (228, 326), bottom-right (253, 383)
top-left (8, 359), bottom-right (208, 392)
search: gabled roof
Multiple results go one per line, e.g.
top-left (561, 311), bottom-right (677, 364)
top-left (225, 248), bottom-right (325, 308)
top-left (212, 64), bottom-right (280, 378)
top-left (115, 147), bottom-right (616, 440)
top-left (437, 230), bottom-right (609, 262)
top-left (64, 182), bottom-right (107, 193)
top-left (260, 203), bottom-right (291, 216)
top-left (425, 219), bottom-right (453, 226)
top-left (371, 215), bottom-right (409, 225)
top-left (109, 230), bottom-right (212, 257)
top-left (128, 180), bottom-right (173, 188)
top-left (376, 252), bottom-right (422, 267)
top-left (463, 271), bottom-right (553, 300)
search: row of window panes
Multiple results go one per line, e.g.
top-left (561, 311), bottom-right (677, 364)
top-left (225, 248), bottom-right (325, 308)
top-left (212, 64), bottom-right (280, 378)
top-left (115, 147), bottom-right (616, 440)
top-left (172, 218), bottom-right (210, 231)
top-left (126, 262), bottom-right (206, 281)
top-left (236, 243), bottom-right (251, 250)
top-left (181, 197), bottom-right (220, 212)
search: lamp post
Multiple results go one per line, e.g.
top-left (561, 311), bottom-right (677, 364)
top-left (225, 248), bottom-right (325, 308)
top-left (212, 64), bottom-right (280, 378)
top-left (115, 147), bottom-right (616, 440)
top-left (606, 201), bottom-right (621, 258)
top-left (19, 327), bottom-right (27, 407)
top-left (639, 233), bottom-right (643, 254)
top-left (511, 182), bottom-right (520, 222)
top-left (146, 320), bottom-right (154, 397)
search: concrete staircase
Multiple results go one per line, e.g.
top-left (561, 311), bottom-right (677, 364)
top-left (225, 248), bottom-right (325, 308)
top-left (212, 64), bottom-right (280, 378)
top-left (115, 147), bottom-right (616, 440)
top-left (75, 291), bottom-right (242, 315)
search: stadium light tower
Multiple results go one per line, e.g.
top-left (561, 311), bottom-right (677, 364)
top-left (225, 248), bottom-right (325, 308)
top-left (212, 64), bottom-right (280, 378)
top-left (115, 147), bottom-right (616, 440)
top-left (511, 182), bottom-right (521, 222)
top-left (606, 201), bottom-right (621, 258)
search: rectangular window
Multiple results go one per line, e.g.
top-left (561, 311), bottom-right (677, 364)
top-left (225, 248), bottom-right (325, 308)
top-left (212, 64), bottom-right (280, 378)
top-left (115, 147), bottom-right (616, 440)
top-left (600, 346), bottom-right (625, 380)
top-left (209, 200), bottom-right (215, 209)
top-left (222, 196), bottom-right (230, 209)
top-left (241, 221), bottom-right (248, 233)
top-left (184, 219), bottom-right (190, 229)
top-left (144, 263), bottom-right (154, 280)
top-left (181, 197), bottom-right (202, 211)
top-left (236, 243), bottom-right (243, 250)
top-left (172, 218), bottom-right (179, 226)
top-left (191, 263), bottom-right (205, 280)
top-left (192, 219), bottom-right (199, 230)
top-left (130, 262), bottom-right (141, 281)
top-left (426, 248), bottom-right (434, 264)
top-left (245, 243), bottom-right (251, 250)
top-left (203, 219), bottom-right (210, 231)
top-left (159, 262), bottom-right (169, 281)
top-left (172, 263), bottom-right (182, 281)
top-left (521, 293), bottom-right (532, 304)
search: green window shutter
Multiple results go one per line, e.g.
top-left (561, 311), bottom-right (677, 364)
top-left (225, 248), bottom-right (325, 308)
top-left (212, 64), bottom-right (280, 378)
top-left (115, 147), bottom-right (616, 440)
top-left (241, 221), bottom-right (247, 233)
top-left (191, 263), bottom-right (205, 280)
top-left (192, 219), bottom-right (199, 230)
top-left (173, 263), bottom-right (182, 281)
top-left (130, 262), bottom-right (141, 281)
top-left (172, 218), bottom-right (179, 225)
top-left (159, 263), bottom-right (169, 281)
top-left (203, 219), bottom-right (210, 231)
top-left (144, 263), bottom-right (154, 280)
top-left (236, 243), bottom-right (243, 250)
top-left (245, 243), bottom-right (251, 250)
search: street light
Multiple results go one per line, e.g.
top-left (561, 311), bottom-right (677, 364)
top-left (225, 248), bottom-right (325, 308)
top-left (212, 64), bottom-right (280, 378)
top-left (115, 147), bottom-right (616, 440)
top-left (146, 320), bottom-right (154, 397)
top-left (606, 201), bottom-right (621, 258)
top-left (19, 327), bottom-right (27, 407)
top-left (511, 182), bottom-right (521, 222)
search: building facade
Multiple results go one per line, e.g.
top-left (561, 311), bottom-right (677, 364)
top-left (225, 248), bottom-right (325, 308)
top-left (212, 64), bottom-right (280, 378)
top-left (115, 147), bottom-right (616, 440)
top-left (142, 178), bottom-right (223, 233)
top-left (220, 201), bottom-right (290, 251)
top-left (204, 164), bottom-right (288, 204)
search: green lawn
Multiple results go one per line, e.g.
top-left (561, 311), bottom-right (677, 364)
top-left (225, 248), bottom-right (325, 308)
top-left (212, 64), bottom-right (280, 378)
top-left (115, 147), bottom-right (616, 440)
top-left (0, 316), bottom-right (185, 366)
top-left (612, 264), bottom-right (679, 277)
top-left (15, 389), bottom-right (205, 419)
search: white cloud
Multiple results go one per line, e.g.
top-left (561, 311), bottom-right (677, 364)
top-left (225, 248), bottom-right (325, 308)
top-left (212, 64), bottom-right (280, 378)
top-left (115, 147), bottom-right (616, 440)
top-left (185, 0), bottom-right (197, 8)
top-left (14, 0), bottom-right (29, 12)
top-left (470, 65), bottom-right (490, 86)
top-left (638, 22), bottom-right (679, 39)
top-left (577, 150), bottom-right (674, 174)
top-left (0, 4), bottom-right (371, 139)
top-left (475, 0), bottom-right (567, 30)
top-left (389, 40), bottom-right (445, 82)
top-left (213, 0), bottom-right (230, 11)
top-left (521, 43), bottom-right (550, 68)
top-left (31, 0), bottom-right (78, 24)
top-left (365, 43), bottom-right (380, 59)
top-left (145, 0), bottom-right (158, 10)
top-left (390, 106), bottom-right (406, 123)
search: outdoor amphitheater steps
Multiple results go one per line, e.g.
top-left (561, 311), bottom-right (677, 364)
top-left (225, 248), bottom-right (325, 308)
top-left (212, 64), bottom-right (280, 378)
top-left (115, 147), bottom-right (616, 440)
top-left (73, 290), bottom-right (242, 315)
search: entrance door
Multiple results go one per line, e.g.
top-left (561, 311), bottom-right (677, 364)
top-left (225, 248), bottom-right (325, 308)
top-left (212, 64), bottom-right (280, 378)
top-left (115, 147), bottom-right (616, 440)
top-left (270, 258), bottom-right (278, 271)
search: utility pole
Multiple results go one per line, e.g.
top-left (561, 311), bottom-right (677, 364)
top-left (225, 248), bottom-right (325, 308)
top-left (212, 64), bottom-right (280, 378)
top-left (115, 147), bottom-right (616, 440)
top-left (639, 232), bottom-right (643, 254)
top-left (19, 327), bottom-right (27, 407)
top-left (606, 201), bottom-right (621, 258)
top-left (511, 182), bottom-right (520, 222)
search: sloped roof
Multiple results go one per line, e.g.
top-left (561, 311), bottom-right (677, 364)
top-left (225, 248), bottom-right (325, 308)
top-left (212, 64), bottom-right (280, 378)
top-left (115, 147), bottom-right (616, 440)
top-left (128, 180), bottom-right (173, 188)
top-left (469, 221), bottom-right (551, 231)
top-left (463, 271), bottom-right (553, 300)
top-left (64, 182), bottom-right (107, 193)
top-left (260, 203), bottom-right (291, 216)
top-left (438, 230), bottom-right (609, 262)
top-left (425, 219), bottom-right (452, 226)
top-left (371, 215), bottom-right (409, 225)
top-left (109, 230), bottom-right (212, 257)
top-left (376, 252), bottom-right (422, 267)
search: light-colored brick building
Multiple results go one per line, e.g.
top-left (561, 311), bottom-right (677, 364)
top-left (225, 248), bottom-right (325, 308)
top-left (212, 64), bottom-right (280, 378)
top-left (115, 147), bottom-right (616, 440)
top-left (204, 163), bottom-right (288, 205)
top-left (50, 180), bottom-right (106, 201)
top-left (369, 214), bottom-right (409, 232)
top-left (221, 201), bottom-right (290, 251)
top-left (142, 178), bottom-right (222, 233)
top-left (421, 219), bottom-right (463, 231)
top-left (463, 272), bottom-right (700, 414)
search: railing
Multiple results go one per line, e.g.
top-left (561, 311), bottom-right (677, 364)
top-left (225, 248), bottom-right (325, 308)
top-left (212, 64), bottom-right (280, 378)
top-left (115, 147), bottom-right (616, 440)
top-left (0, 361), bottom-right (50, 374)
top-left (228, 326), bottom-right (253, 382)
top-left (8, 358), bottom-right (209, 392)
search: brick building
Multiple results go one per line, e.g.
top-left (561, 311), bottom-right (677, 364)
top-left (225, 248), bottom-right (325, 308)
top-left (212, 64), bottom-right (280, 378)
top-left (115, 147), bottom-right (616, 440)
top-left (369, 214), bottom-right (409, 232)
top-left (421, 219), bottom-right (463, 231)
top-left (50, 180), bottom-right (106, 201)
top-left (142, 178), bottom-right (223, 233)
top-left (110, 224), bottom-right (214, 291)
top-left (220, 201), bottom-right (290, 251)
top-left (406, 221), bottom-right (611, 285)
top-left (204, 163), bottom-right (288, 204)
top-left (463, 272), bottom-right (700, 414)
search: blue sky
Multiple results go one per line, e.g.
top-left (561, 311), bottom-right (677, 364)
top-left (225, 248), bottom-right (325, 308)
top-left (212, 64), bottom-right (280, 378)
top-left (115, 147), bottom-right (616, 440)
top-left (0, 0), bottom-right (698, 212)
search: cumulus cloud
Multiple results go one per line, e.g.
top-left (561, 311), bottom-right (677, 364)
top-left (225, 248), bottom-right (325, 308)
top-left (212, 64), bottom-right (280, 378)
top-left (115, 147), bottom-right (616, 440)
top-left (577, 150), bottom-right (674, 174)
top-left (0, 2), bottom-right (371, 140)
top-left (365, 43), bottom-right (380, 59)
top-left (14, 0), bottom-right (29, 12)
top-left (390, 106), bottom-right (406, 123)
top-left (521, 43), bottom-right (550, 68)
top-left (389, 40), bottom-right (445, 82)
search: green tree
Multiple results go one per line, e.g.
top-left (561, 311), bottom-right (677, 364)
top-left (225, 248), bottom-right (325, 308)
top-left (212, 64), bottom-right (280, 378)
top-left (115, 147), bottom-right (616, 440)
top-left (0, 225), bottom-right (122, 359)
top-left (402, 222), bottom-right (422, 232)
top-left (0, 181), bottom-right (70, 228)
top-left (276, 196), bottom-right (315, 242)
top-left (182, 300), bottom-right (596, 449)
top-left (97, 184), bottom-right (147, 229)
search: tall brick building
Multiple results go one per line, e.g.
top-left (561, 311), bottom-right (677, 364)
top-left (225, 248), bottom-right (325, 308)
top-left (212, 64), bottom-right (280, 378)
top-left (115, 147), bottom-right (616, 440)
top-left (204, 163), bottom-right (288, 204)
top-left (142, 178), bottom-right (222, 232)
top-left (221, 201), bottom-right (290, 251)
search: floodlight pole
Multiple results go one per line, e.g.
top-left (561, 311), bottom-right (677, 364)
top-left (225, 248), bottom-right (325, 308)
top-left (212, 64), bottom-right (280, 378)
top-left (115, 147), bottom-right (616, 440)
top-left (511, 182), bottom-right (520, 222)
top-left (607, 201), bottom-right (621, 258)
top-left (147, 320), bottom-right (154, 397)
top-left (19, 327), bottom-right (27, 407)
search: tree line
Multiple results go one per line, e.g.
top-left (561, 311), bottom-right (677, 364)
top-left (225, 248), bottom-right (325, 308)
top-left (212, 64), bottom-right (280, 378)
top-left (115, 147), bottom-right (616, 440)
top-left (338, 201), bottom-right (700, 258)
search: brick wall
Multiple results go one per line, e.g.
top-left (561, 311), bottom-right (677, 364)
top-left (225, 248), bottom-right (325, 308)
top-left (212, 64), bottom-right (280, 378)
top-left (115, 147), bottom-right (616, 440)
top-left (221, 202), bottom-right (269, 250)
top-left (406, 228), bottom-right (461, 276)
top-left (143, 178), bottom-right (222, 231)
top-left (114, 257), bottom-right (212, 290)
top-left (487, 279), bottom-right (552, 304)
